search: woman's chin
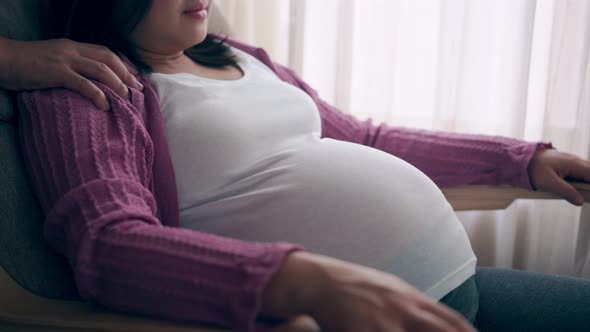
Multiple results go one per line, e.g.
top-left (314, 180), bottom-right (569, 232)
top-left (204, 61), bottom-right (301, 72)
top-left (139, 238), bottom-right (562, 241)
top-left (175, 34), bottom-right (208, 50)
top-left (191, 35), bottom-right (208, 47)
top-left (188, 29), bottom-right (209, 45)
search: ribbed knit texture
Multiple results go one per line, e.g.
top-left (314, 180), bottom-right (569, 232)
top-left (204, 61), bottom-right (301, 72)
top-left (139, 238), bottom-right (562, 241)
top-left (223, 39), bottom-right (553, 190)
top-left (16, 38), bottom-right (552, 331)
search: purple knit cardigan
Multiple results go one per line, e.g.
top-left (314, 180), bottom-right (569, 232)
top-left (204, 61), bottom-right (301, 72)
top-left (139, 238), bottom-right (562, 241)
top-left (16, 38), bottom-right (551, 331)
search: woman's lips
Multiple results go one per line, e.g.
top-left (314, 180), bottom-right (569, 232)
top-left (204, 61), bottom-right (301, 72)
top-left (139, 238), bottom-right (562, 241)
top-left (184, 8), bottom-right (208, 20)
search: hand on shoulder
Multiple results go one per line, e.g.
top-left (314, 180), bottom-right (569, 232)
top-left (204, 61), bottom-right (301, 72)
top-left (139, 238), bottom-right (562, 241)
top-left (0, 36), bottom-right (143, 110)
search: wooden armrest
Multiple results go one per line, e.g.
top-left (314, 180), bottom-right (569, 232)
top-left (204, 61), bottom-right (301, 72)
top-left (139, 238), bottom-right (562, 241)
top-left (442, 181), bottom-right (590, 211)
top-left (0, 266), bottom-right (228, 332)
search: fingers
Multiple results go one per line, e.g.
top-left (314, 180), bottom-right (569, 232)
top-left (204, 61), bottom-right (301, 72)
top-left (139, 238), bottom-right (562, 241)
top-left (79, 43), bottom-right (137, 73)
top-left (403, 301), bottom-right (473, 332)
top-left (121, 55), bottom-right (141, 75)
top-left (569, 159), bottom-right (590, 184)
top-left (389, 328), bottom-right (406, 332)
top-left (550, 154), bottom-right (590, 205)
top-left (422, 301), bottom-right (476, 332)
top-left (273, 315), bottom-right (320, 332)
top-left (79, 45), bottom-right (143, 96)
top-left (72, 57), bottom-right (129, 100)
top-left (551, 172), bottom-right (584, 206)
top-left (62, 72), bottom-right (110, 111)
top-left (407, 310), bottom-right (458, 332)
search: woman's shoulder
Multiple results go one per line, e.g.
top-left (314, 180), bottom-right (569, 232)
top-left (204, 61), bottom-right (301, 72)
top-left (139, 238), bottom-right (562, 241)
top-left (17, 80), bottom-right (141, 117)
top-left (15, 80), bottom-right (154, 147)
top-left (17, 87), bottom-right (93, 111)
top-left (227, 46), bottom-right (279, 80)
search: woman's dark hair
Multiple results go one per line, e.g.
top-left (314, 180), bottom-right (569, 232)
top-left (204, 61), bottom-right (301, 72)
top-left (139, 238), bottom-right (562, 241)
top-left (49, 0), bottom-right (238, 74)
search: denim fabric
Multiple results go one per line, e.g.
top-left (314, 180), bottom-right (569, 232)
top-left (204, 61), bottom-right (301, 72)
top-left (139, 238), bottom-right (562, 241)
top-left (440, 267), bottom-right (590, 332)
top-left (440, 273), bottom-right (479, 324)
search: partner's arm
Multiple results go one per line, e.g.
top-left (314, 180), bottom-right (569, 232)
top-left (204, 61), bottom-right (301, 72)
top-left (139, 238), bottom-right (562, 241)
top-left (0, 36), bottom-right (142, 109)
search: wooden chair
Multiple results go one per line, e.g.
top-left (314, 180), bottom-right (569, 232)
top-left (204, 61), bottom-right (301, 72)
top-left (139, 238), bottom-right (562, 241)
top-left (1, 1), bottom-right (589, 330)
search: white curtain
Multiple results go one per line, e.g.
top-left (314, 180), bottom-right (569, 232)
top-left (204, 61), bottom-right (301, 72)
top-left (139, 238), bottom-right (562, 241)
top-left (215, 0), bottom-right (590, 277)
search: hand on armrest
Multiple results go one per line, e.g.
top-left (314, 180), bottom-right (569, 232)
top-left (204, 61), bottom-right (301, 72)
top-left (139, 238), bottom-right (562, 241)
top-left (528, 149), bottom-right (590, 206)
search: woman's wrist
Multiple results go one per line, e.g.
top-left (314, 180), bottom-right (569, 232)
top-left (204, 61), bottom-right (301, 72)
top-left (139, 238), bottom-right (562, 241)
top-left (260, 251), bottom-right (326, 319)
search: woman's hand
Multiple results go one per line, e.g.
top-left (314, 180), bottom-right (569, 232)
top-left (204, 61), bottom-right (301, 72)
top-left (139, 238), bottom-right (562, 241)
top-left (528, 148), bottom-right (590, 206)
top-left (0, 37), bottom-right (143, 110)
top-left (274, 315), bottom-right (320, 332)
top-left (263, 252), bottom-right (476, 332)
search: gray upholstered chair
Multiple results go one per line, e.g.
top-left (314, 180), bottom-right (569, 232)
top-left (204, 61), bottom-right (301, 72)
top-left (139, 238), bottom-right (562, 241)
top-left (1, 1), bottom-right (588, 331)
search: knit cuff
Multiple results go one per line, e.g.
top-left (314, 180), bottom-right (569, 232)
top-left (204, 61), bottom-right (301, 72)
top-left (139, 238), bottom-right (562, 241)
top-left (501, 141), bottom-right (554, 190)
top-left (234, 242), bottom-right (304, 332)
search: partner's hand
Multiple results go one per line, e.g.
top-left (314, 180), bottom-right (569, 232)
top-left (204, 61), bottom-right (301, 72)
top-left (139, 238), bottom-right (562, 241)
top-left (263, 252), bottom-right (475, 332)
top-left (273, 315), bottom-right (320, 332)
top-left (0, 37), bottom-right (143, 110)
top-left (529, 148), bottom-right (590, 206)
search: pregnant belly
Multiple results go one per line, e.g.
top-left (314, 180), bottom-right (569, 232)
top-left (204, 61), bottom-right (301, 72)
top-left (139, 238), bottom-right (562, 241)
top-left (180, 138), bottom-right (474, 276)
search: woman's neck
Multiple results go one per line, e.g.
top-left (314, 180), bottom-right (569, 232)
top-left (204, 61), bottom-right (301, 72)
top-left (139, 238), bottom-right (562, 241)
top-left (134, 46), bottom-right (188, 73)
top-left (134, 45), bottom-right (244, 80)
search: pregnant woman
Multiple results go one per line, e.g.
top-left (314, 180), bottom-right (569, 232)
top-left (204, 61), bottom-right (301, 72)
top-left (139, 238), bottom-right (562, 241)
top-left (16, 0), bottom-right (590, 331)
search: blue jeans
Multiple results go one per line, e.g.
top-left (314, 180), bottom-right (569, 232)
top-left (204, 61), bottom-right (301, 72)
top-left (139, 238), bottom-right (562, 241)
top-left (439, 268), bottom-right (590, 331)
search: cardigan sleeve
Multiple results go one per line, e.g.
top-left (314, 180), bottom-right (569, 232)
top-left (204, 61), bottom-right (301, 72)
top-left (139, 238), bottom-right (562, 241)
top-left (265, 59), bottom-right (553, 190)
top-left (17, 87), bottom-right (300, 332)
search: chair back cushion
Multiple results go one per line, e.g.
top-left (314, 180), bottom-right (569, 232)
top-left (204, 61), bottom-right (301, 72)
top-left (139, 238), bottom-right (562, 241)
top-left (0, 0), bottom-right (78, 299)
top-left (0, 1), bottom-right (232, 300)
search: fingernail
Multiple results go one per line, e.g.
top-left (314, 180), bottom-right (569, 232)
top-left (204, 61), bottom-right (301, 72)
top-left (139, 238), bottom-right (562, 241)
top-left (577, 197), bottom-right (585, 205)
top-left (134, 78), bottom-right (144, 90)
top-left (99, 94), bottom-right (110, 111)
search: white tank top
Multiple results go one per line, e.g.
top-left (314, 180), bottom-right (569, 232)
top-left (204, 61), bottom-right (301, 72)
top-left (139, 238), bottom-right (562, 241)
top-left (149, 47), bottom-right (476, 299)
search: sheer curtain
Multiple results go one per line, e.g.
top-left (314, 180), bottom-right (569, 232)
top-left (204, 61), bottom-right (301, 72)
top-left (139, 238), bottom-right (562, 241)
top-left (214, 0), bottom-right (590, 277)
